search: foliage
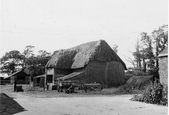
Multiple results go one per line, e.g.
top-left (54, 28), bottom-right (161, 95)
top-left (147, 67), bottom-right (159, 78)
top-left (126, 67), bottom-right (146, 76)
top-left (132, 39), bottom-right (142, 68)
top-left (131, 80), bottom-right (168, 106)
top-left (112, 44), bottom-right (118, 53)
top-left (23, 45), bottom-right (35, 58)
top-left (152, 25), bottom-right (168, 53)
top-left (133, 70), bottom-right (146, 76)
top-left (0, 50), bottom-right (24, 74)
top-left (0, 46), bottom-right (51, 76)
top-left (142, 81), bottom-right (163, 104)
top-left (161, 85), bottom-right (168, 106)
top-left (114, 84), bottom-right (133, 94)
top-left (140, 32), bottom-right (154, 59)
top-left (140, 32), bottom-right (154, 72)
top-left (126, 75), bottom-right (153, 90)
top-left (132, 24), bottom-right (168, 71)
top-left (152, 25), bottom-right (168, 68)
top-left (124, 73), bottom-right (133, 83)
top-left (23, 49), bottom-right (51, 76)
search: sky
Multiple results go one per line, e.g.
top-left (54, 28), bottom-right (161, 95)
top-left (0, 0), bottom-right (168, 68)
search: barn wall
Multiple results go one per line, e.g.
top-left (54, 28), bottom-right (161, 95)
top-left (85, 61), bottom-right (125, 86)
top-left (46, 68), bottom-right (72, 83)
top-left (107, 61), bottom-right (125, 86)
top-left (53, 68), bottom-right (84, 83)
top-left (47, 61), bottom-right (125, 86)
top-left (46, 68), bottom-right (54, 75)
top-left (159, 56), bottom-right (168, 85)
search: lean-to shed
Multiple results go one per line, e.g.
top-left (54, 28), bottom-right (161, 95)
top-left (46, 40), bottom-right (127, 86)
top-left (6, 68), bottom-right (30, 84)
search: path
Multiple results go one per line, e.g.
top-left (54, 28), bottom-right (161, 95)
top-left (13, 95), bottom-right (167, 115)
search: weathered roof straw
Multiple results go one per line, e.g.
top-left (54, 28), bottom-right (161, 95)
top-left (46, 40), bottom-right (127, 69)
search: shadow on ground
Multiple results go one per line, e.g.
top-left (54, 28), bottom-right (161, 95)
top-left (0, 93), bottom-right (26, 115)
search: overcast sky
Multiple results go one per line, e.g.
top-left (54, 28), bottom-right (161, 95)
top-left (0, 0), bottom-right (168, 68)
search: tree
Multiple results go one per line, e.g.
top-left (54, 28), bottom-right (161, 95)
top-left (23, 45), bottom-right (35, 58)
top-left (125, 56), bottom-right (136, 68)
top-left (140, 32), bottom-right (154, 72)
top-left (152, 25), bottom-right (168, 68)
top-left (131, 25), bottom-right (168, 74)
top-left (24, 50), bottom-right (51, 76)
top-left (22, 45), bottom-right (35, 67)
top-left (133, 39), bottom-right (142, 69)
top-left (112, 44), bottom-right (118, 53)
top-left (0, 45), bottom-right (52, 77)
top-left (0, 50), bottom-right (24, 75)
top-left (36, 50), bottom-right (51, 75)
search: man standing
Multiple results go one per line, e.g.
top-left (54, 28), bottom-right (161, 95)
top-left (14, 77), bottom-right (17, 92)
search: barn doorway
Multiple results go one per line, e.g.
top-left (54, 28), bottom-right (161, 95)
top-left (46, 75), bottom-right (53, 83)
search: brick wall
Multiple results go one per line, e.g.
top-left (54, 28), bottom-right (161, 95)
top-left (159, 56), bottom-right (168, 85)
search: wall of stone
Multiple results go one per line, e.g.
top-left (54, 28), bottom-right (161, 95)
top-left (159, 56), bottom-right (168, 85)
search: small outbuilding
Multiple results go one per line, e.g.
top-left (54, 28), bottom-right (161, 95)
top-left (6, 68), bottom-right (30, 84)
top-left (158, 47), bottom-right (168, 85)
top-left (46, 40), bottom-right (127, 86)
top-left (0, 76), bottom-right (10, 84)
top-left (33, 74), bottom-right (45, 87)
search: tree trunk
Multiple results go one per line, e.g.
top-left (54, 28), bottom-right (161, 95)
top-left (142, 58), bottom-right (146, 72)
top-left (155, 38), bottom-right (159, 68)
top-left (139, 61), bottom-right (141, 69)
top-left (136, 59), bottom-right (142, 69)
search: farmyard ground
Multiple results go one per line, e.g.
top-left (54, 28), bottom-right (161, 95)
top-left (0, 85), bottom-right (168, 115)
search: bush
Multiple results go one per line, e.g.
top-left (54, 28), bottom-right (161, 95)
top-left (142, 81), bottom-right (163, 104)
top-left (160, 85), bottom-right (168, 106)
top-left (126, 67), bottom-right (146, 76)
top-left (126, 75), bottom-right (153, 90)
top-left (131, 94), bottom-right (144, 102)
top-left (124, 73), bottom-right (133, 83)
top-left (114, 84), bottom-right (132, 94)
top-left (133, 71), bottom-right (146, 76)
top-left (131, 80), bottom-right (168, 106)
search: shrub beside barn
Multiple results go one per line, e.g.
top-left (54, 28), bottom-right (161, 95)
top-left (158, 47), bottom-right (168, 85)
top-left (45, 40), bottom-right (127, 86)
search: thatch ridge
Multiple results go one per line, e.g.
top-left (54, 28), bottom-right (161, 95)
top-left (46, 40), bottom-right (127, 69)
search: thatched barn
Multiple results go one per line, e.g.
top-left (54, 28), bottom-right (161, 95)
top-left (45, 40), bottom-right (127, 86)
top-left (158, 47), bottom-right (168, 85)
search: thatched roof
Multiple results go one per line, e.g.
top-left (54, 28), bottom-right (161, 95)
top-left (57, 71), bottom-right (84, 81)
top-left (46, 40), bottom-right (127, 70)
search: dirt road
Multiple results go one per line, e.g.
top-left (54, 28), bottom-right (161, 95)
top-left (14, 95), bottom-right (167, 115)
